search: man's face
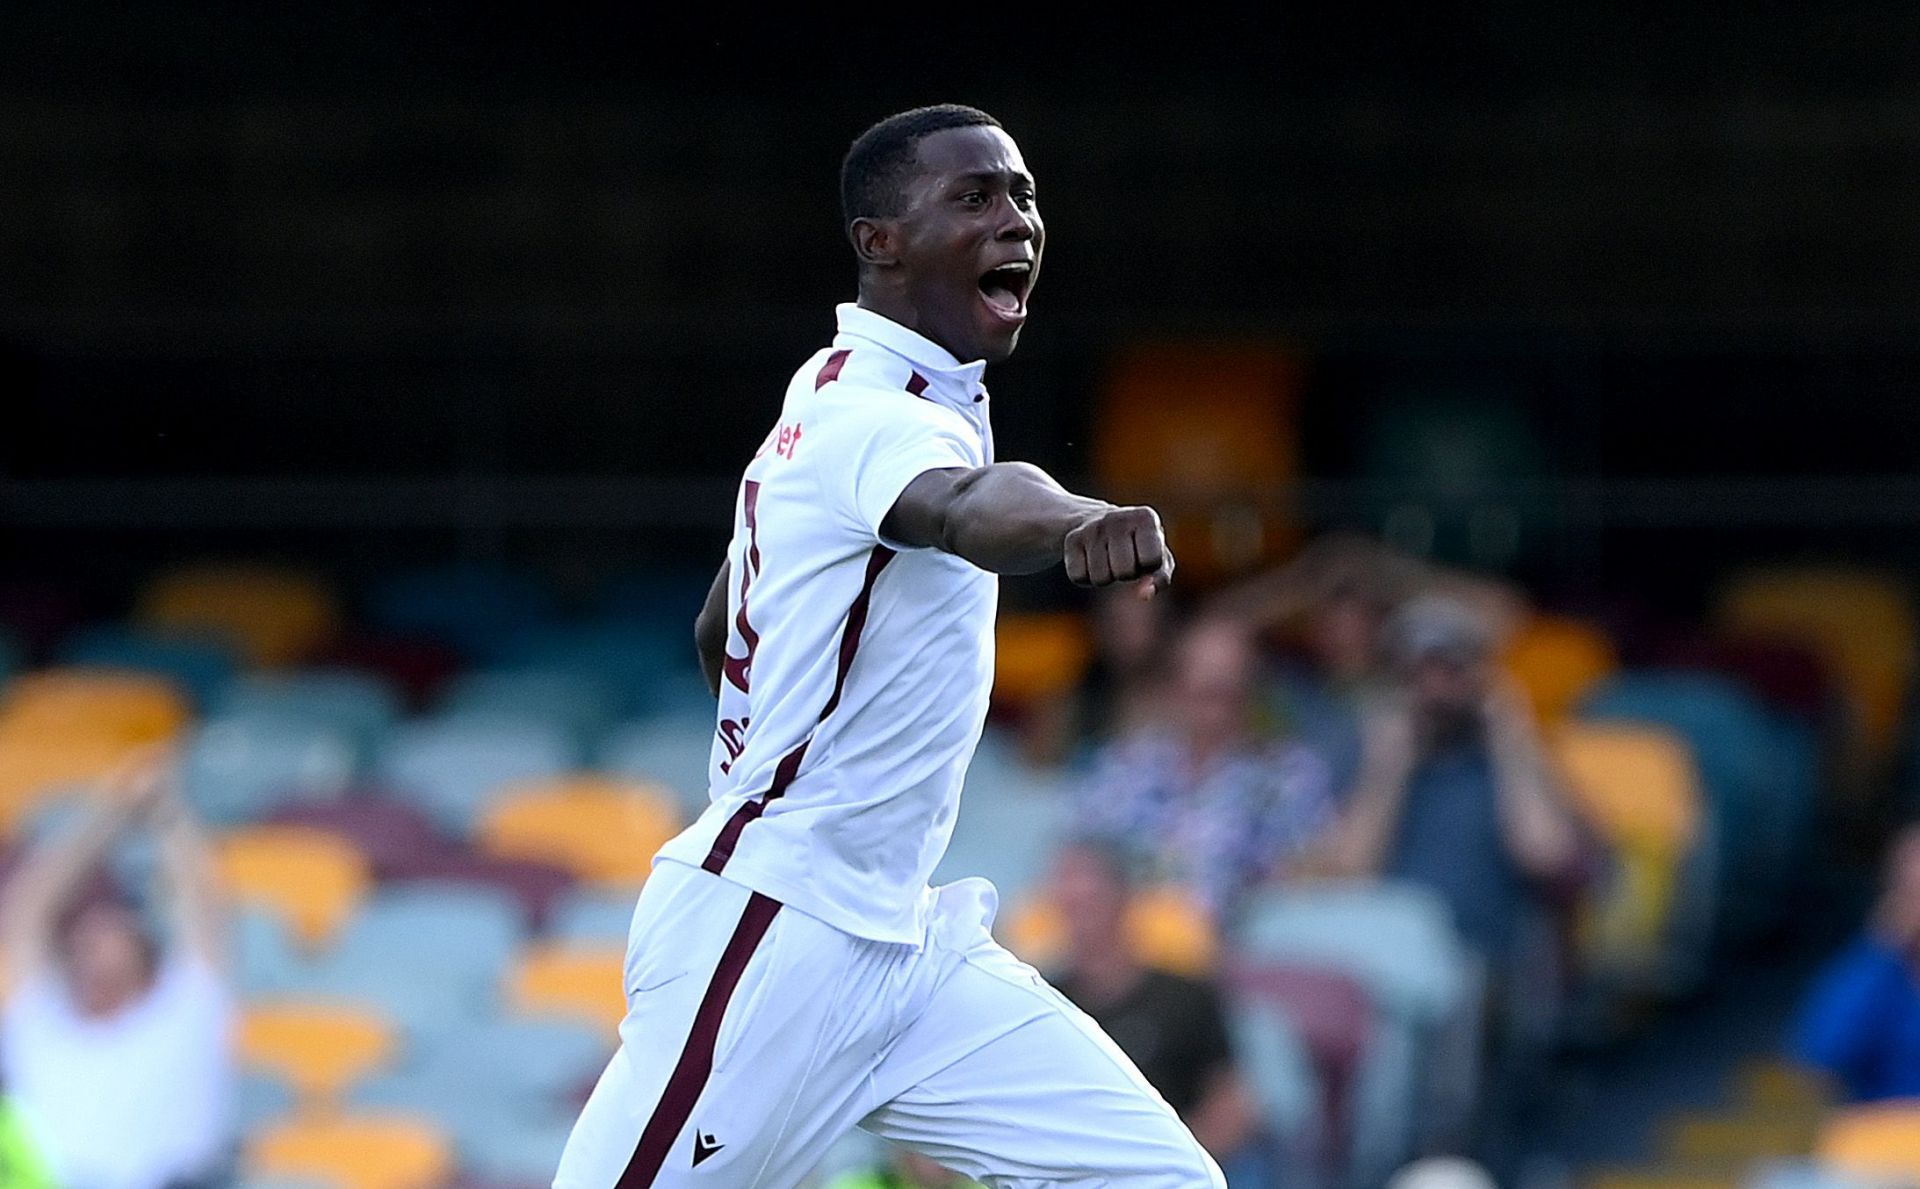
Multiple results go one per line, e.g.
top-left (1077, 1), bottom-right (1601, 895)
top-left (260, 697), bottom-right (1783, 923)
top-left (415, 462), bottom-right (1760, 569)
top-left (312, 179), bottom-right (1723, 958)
top-left (61, 902), bottom-right (152, 1018)
top-left (1409, 653), bottom-right (1487, 723)
top-left (885, 125), bottom-right (1044, 364)
top-left (1051, 845), bottom-right (1127, 959)
top-left (1175, 622), bottom-right (1256, 748)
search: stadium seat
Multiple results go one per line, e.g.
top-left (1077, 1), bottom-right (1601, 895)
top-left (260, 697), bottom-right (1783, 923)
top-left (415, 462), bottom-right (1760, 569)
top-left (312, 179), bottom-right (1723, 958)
top-left (597, 713), bottom-right (718, 816)
top-left (1229, 961), bottom-right (1373, 1171)
top-left (238, 1002), bottom-right (397, 1105)
top-left (475, 775), bottom-right (680, 888)
top-left (231, 905), bottom-right (309, 998)
top-left (305, 884), bottom-right (526, 1037)
top-left (379, 847), bottom-right (574, 931)
top-left (508, 944), bottom-right (626, 1038)
top-left (1718, 567), bottom-right (1916, 760)
top-left (1553, 722), bottom-right (1703, 978)
top-left (498, 621), bottom-right (701, 716)
top-left (233, 1069), bottom-right (298, 1134)
top-left (182, 717), bottom-right (357, 825)
top-left (218, 825), bottom-right (371, 949)
top-left (1235, 880), bottom-right (1475, 1186)
top-left (1502, 614), bottom-right (1618, 727)
top-left (551, 888), bottom-right (637, 945)
top-left (1003, 886), bottom-right (1218, 977)
top-left (0, 734), bottom-right (145, 836)
top-left (1094, 343), bottom-right (1303, 582)
top-left (1816, 1101), bottom-right (1920, 1182)
top-left (245, 1113), bottom-right (454, 1189)
top-left (453, 1111), bottom-right (583, 1184)
top-left (138, 565), bottom-right (341, 668)
top-left (1736, 1060), bottom-right (1837, 1114)
top-left (436, 668), bottom-right (618, 748)
top-left (0, 667), bottom-right (191, 746)
top-left (58, 625), bottom-right (239, 710)
top-left (992, 613), bottom-right (1093, 708)
top-left (377, 718), bottom-right (577, 834)
top-left (406, 1016), bottom-right (611, 1105)
top-left (317, 632), bottom-right (462, 707)
top-left (265, 798), bottom-right (444, 880)
top-left (1661, 1109), bottom-right (1820, 1164)
top-left (367, 566), bottom-right (554, 659)
top-left (215, 670), bottom-right (404, 763)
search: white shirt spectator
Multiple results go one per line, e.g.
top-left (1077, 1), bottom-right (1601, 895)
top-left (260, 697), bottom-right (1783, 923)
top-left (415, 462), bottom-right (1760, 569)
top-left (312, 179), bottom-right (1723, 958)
top-left (3, 957), bottom-right (233, 1189)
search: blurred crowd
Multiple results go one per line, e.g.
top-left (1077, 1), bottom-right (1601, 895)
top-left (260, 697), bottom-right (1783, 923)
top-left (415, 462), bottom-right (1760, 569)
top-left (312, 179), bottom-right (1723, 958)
top-left (1, 537), bottom-right (1919, 1188)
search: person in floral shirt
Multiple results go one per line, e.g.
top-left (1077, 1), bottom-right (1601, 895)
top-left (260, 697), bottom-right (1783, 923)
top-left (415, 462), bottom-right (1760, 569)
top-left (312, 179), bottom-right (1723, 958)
top-left (1076, 615), bottom-right (1335, 923)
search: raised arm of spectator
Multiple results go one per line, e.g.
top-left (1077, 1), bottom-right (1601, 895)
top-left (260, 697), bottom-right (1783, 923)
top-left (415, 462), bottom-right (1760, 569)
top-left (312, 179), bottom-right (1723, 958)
top-left (147, 763), bottom-right (225, 969)
top-left (0, 757), bottom-right (152, 994)
top-left (1324, 702), bottom-right (1421, 876)
top-left (1482, 680), bottom-right (1583, 882)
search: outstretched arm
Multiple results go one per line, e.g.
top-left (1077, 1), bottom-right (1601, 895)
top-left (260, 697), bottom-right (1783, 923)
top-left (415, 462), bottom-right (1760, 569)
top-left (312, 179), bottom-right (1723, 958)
top-left (0, 758), bottom-right (151, 993)
top-left (882, 463), bottom-right (1174, 593)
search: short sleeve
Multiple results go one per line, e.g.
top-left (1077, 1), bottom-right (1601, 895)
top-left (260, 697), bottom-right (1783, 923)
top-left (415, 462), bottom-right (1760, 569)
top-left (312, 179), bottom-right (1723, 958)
top-left (820, 393), bottom-right (982, 547)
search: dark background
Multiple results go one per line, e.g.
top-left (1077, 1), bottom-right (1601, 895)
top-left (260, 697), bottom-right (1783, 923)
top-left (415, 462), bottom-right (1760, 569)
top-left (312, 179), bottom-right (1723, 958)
top-left (6, 4), bottom-right (1920, 610)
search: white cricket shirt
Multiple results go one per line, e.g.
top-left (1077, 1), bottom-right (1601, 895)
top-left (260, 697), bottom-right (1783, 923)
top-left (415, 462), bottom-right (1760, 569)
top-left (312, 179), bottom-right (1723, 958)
top-left (655, 304), bottom-right (999, 945)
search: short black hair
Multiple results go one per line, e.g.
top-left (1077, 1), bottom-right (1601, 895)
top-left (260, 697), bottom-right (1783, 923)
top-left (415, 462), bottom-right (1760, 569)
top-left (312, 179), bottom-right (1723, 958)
top-left (841, 104), bottom-right (1001, 226)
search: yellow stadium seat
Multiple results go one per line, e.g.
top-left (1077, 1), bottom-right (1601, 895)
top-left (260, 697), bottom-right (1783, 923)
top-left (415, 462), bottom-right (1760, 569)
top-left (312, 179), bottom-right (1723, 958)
top-left (477, 775), bottom-right (680, 888)
top-left (1554, 724), bottom-right (1702, 965)
top-left (1661, 1110), bottom-right (1818, 1164)
top-left (218, 826), bottom-right (370, 949)
top-left (1817, 1100), bottom-right (1920, 1182)
top-left (1002, 886), bottom-right (1218, 977)
top-left (0, 668), bottom-right (190, 746)
top-left (238, 1003), bottom-right (395, 1105)
top-left (1093, 343), bottom-right (1303, 584)
top-left (1582, 1171), bottom-right (1736, 1189)
top-left (509, 944), bottom-right (627, 1038)
top-left (1735, 1060), bottom-right (1836, 1114)
top-left (993, 613), bottom-right (1094, 706)
top-left (1503, 615), bottom-right (1618, 727)
top-left (0, 735), bottom-right (146, 837)
top-left (138, 565), bottom-right (340, 668)
top-left (1718, 567), bottom-right (1916, 759)
top-left (246, 1114), bottom-right (452, 1189)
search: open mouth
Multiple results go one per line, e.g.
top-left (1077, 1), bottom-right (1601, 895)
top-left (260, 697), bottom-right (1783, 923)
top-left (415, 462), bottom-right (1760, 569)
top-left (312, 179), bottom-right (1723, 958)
top-left (978, 261), bottom-right (1034, 320)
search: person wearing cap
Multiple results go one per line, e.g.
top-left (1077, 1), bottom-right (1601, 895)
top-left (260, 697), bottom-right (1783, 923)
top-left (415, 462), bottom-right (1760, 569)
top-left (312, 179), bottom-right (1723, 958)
top-left (1327, 593), bottom-right (1583, 961)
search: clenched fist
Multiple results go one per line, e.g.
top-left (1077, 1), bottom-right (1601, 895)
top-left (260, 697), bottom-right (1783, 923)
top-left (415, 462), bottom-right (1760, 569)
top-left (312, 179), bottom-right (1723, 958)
top-left (1064, 505), bottom-right (1175, 598)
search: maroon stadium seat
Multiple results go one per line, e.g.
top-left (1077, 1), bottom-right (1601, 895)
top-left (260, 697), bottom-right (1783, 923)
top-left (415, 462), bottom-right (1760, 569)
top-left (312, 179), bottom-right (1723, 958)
top-left (266, 796), bottom-right (444, 879)
top-left (1229, 960), bottom-right (1373, 1161)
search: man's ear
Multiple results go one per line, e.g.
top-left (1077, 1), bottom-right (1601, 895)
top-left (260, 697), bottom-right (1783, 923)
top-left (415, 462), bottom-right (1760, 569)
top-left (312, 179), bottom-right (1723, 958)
top-left (849, 216), bottom-right (901, 269)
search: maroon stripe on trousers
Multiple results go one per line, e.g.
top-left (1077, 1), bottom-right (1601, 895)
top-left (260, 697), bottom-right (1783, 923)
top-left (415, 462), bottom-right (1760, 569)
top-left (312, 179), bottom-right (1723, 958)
top-left (815, 349), bottom-right (851, 389)
top-left (617, 891), bottom-right (782, 1187)
top-left (701, 545), bottom-right (895, 874)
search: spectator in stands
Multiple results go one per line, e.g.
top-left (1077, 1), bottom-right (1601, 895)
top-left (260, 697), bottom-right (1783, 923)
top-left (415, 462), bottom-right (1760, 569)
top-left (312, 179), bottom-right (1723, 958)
top-left (0, 752), bottom-right (233, 1189)
top-left (1075, 615), bottom-right (1334, 922)
top-left (1794, 824), bottom-right (1920, 1100)
top-left (1213, 534), bottom-right (1525, 797)
top-left (1078, 584), bottom-right (1175, 743)
top-left (1328, 594), bottom-right (1583, 961)
top-left (1046, 840), bottom-right (1267, 1182)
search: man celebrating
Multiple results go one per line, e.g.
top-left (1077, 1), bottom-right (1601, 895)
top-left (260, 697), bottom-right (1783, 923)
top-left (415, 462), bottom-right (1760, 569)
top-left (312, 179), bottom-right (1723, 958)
top-left (557, 106), bottom-right (1223, 1186)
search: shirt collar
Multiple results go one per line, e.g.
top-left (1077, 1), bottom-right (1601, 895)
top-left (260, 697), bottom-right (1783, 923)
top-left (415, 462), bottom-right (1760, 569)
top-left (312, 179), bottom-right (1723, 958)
top-left (833, 303), bottom-right (989, 409)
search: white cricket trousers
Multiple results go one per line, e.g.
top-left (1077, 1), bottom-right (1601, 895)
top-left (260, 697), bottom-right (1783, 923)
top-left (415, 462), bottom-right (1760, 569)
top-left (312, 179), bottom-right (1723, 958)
top-left (553, 859), bottom-right (1226, 1188)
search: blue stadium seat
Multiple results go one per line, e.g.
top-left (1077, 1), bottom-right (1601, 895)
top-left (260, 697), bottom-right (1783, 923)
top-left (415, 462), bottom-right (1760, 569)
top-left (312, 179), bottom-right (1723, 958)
top-left (215, 670), bottom-right (403, 762)
top-left (499, 620), bottom-right (700, 713)
top-left (551, 888), bottom-right (637, 945)
top-left (57, 625), bottom-right (238, 709)
top-left (1235, 880), bottom-right (1476, 1188)
top-left (1580, 669), bottom-right (1813, 942)
top-left (437, 668), bottom-right (619, 748)
top-left (234, 1068), bottom-right (297, 1133)
top-left (182, 717), bottom-right (357, 825)
top-left (368, 566), bottom-right (556, 659)
top-left (454, 1111), bottom-right (584, 1184)
top-left (232, 905), bottom-right (311, 998)
top-left (598, 712), bottom-right (718, 816)
top-left (1226, 991), bottom-right (1322, 1164)
top-left (303, 884), bottom-right (526, 1038)
top-left (410, 1017), bottom-right (611, 1103)
top-left (377, 717), bottom-right (577, 834)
